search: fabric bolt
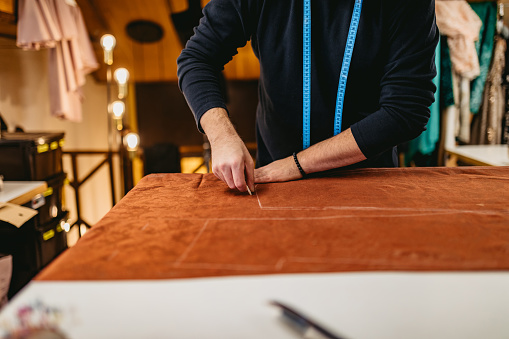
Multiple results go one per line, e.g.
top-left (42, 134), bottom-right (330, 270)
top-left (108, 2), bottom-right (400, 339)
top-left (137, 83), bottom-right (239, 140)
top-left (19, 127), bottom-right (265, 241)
top-left (36, 167), bottom-right (509, 282)
top-left (472, 38), bottom-right (506, 145)
top-left (435, 0), bottom-right (482, 79)
top-left (178, 0), bottom-right (438, 168)
top-left (16, 0), bottom-right (98, 122)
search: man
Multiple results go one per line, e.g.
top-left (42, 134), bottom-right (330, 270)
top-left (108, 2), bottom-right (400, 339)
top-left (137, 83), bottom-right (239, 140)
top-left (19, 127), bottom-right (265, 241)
top-left (177, 0), bottom-right (438, 193)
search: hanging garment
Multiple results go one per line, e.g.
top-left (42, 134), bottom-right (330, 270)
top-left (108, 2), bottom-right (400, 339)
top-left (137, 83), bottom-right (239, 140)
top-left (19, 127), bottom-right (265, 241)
top-left (405, 39), bottom-right (441, 166)
top-left (440, 36), bottom-right (455, 110)
top-left (16, 0), bottom-right (61, 49)
top-left (451, 73), bottom-right (473, 144)
top-left (469, 2), bottom-right (498, 115)
top-left (16, 0), bottom-right (98, 122)
top-left (435, 0), bottom-right (482, 79)
top-left (471, 37), bottom-right (506, 145)
top-left (436, 0), bottom-right (483, 144)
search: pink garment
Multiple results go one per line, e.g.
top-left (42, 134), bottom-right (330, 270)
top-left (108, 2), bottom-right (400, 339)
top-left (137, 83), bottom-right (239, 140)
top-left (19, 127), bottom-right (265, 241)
top-left (17, 0), bottom-right (99, 122)
top-left (435, 0), bottom-right (482, 80)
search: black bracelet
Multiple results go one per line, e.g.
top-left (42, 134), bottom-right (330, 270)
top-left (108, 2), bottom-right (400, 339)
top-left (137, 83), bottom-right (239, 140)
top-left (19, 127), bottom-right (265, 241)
top-left (292, 152), bottom-right (306, 177)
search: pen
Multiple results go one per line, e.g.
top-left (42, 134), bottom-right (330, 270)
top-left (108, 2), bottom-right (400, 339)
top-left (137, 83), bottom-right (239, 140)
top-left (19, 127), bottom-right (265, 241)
top-left (270, 300), bottom-right (346, 339)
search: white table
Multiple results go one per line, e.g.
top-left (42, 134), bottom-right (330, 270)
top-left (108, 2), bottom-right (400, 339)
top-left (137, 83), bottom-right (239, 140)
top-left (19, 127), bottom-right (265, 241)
top-left (0, 181), bottom-right (47, 205)
top-left (1, 272), bottom-right (508, 339)
top-left (448, 144), bottom-right (509, 166)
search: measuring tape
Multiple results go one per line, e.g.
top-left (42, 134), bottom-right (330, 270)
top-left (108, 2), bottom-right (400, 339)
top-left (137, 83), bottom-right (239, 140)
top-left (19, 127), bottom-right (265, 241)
top-left (302, 0), bottom-right (363, 149)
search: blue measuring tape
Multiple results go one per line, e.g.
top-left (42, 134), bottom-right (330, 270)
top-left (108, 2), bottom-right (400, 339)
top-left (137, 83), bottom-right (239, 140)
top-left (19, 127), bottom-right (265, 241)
top-left (302, 0), bottom-right (363, 149)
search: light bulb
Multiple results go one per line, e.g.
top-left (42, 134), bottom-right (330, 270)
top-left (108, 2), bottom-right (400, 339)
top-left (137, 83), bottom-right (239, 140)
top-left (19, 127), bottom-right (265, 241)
top-left (114, 68), bottom-right (129, 84)
top-left (100, 34), bottom-right (116, 51)
top-left (114, 68), bottom-right (130, 99)
top-left (124, 133), bottom-right (140, 151)
top-left (112, 101), bottom-right (125, 118)
top-left (100, 34), bottom-right (116, 65)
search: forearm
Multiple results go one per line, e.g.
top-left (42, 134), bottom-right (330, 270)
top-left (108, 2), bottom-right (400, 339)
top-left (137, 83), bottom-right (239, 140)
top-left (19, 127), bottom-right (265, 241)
top-left (200, 107), bottom-right (239, 144)
top-left (297, 128), bottom-right (366, 175)
top-left (254, 128), bottom-right (366, 183)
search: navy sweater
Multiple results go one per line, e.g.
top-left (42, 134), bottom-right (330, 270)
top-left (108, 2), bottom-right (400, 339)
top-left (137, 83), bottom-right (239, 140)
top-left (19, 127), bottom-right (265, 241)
top-left (177, 0), bottom-right (438, 168)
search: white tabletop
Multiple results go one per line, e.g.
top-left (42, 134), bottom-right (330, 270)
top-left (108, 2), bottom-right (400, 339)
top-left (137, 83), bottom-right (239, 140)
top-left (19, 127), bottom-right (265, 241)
top-left (1, 272), bottom-right (508, 339)
top-left (0, 181), bottom-right (47, 205)
top-left (449, 144), bottom-right (509, 166)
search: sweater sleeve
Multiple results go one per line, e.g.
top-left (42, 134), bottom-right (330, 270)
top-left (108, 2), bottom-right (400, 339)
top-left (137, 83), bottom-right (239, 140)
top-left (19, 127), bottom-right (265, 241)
top-left (350, 0), bottom-right (439, 158)
top-left (177, 0), bottom-right (258, 132)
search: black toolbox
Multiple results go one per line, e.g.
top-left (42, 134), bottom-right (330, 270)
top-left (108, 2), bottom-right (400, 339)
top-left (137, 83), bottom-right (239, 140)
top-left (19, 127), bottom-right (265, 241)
top-left (0, 211), bottom-right (68, 298)
top-left (24, 172), bottom-right (67, 226)
top-left (0, 132), bottom-right (65, 181)
top-left (0, 131), bottom-right (68, 298)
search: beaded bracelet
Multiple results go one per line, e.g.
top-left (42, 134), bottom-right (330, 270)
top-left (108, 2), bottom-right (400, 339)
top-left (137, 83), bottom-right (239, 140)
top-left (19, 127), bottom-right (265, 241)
top-left (292, 152), bottom-right (306, 177)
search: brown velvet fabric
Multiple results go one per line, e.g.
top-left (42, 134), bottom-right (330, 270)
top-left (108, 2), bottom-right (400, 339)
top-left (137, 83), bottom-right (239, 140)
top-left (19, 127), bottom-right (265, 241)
top-left (37, 167), bottom-right (509, 281)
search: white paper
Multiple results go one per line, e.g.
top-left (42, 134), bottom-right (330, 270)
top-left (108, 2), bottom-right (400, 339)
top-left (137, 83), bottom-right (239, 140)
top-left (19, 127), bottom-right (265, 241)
top-left (0, 203), bottom-right (38, 228)
top-left (1, 272), bottom-right (508, 339)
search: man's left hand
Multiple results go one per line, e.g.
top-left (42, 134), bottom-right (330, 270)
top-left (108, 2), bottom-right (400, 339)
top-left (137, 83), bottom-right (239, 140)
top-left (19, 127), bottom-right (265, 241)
top-left (254, 156), bottom-right (302, 183)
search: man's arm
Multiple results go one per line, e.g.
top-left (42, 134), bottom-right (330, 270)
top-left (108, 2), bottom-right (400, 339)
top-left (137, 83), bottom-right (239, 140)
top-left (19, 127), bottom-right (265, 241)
top-left (177, 0), bottom-right (260, 192)
top-left (200, 107), bottom-right (255, 192)
top-left (255, 128), bottom-right (366, 183)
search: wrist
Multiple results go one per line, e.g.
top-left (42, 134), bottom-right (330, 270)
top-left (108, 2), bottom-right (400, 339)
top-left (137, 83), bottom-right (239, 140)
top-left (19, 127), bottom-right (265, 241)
top-left (200, 107), bottom-right (238, 145)
top-left (292, 152), bottom-right (307, 178)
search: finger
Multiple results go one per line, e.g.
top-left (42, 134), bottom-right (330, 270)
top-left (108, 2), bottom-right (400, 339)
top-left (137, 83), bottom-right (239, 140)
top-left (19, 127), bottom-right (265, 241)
top-left (245, 161), bottom-right (255, 192)
top-left (232, 161), bottom-right (247, 192)
top-left (221, 167), bottom-right (237, 190)
top-left (212, 166), bottom-right (225, 183)
top-left (213, 162), bottom-right (236, 189)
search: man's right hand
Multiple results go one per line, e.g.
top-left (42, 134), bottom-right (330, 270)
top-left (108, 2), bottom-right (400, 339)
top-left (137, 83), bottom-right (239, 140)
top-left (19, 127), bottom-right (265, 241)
top-left (200, 108), bottom-right (255, 193)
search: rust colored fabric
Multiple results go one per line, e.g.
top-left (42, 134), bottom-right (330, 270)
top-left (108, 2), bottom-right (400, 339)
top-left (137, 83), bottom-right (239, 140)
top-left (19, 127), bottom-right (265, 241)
top-left (37, 167), bottom-right (509, 281)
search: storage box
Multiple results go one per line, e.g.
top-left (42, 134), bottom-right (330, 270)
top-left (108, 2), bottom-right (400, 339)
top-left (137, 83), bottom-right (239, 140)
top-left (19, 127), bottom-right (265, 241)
top-left (0, 215), bottom-right (38, 298)
top-left (24, 172), bottom-right (67, 225)
top-left (37, 211), bottom-right (68, 269)
top-left (0, 132), bottom-right (65, 181)
top-left (0, 211), bottom-right (68, 298)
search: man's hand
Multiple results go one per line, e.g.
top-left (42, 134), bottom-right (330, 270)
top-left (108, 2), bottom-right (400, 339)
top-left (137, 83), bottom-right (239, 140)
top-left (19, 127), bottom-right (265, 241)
top-left (254, 156), bottom-right (302, 183)
top-left (200, 108), bottom-right (255, 193)
top-left (255, 128), bottom-right (366, 184)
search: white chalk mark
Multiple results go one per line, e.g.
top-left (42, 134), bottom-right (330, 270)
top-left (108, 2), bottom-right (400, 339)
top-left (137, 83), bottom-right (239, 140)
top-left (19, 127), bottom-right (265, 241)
top-left (106, 250), bottom-right (119, 261)
top-left (255, 185), bottom-right (263, 209)
top-left (140, 223), bottom-right (149, 231)
top-left (172, 256), bottom-right (502, 273)
top-left (275, 258), bottom-right (286, 271)
top-left (286, 256), bottom-right (501, 268)
top-left (174, 220), bottom-right (210, 266)
top-left (174, 262), bottom-right (274, 271)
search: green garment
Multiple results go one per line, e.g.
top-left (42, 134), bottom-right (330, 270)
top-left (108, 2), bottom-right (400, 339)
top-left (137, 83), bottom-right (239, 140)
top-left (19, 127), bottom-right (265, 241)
top-left (470, 2), bottom-right (497, 115)
top-left (405, 39), bottom-right (441, 166)
top-left (440, 36), bottom-right (454, 110)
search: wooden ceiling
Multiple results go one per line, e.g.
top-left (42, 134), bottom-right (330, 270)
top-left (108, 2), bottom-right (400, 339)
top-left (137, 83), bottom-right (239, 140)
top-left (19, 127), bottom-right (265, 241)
top-left (76, 0), bottom-right (260, 82)
top-left (3, 0), bottom-right (509, 83)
